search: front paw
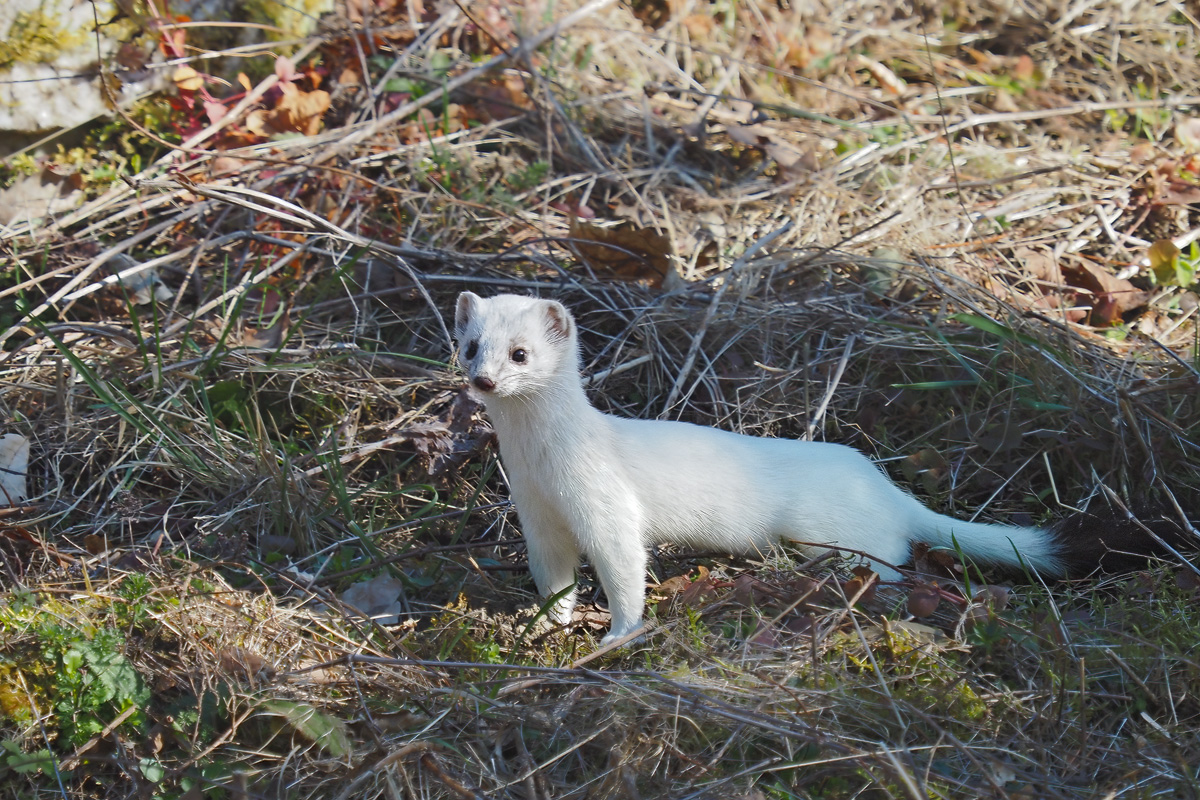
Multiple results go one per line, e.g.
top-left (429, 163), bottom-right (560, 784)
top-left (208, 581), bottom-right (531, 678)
top-left (600, 628), bottom-right (645, 647)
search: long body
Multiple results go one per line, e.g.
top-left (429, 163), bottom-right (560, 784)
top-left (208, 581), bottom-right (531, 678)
top-left (454, 293), bottom-right (1132, 644)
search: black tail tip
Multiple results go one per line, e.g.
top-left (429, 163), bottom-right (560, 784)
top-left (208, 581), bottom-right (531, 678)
top-left (1050, 511), bottom-right (1198, 576)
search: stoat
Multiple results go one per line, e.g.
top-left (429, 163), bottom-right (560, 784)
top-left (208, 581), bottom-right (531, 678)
top-left (453, 292), bottom-right (1189, 645)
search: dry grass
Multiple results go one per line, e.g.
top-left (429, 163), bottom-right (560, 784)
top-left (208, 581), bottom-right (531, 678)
top-left (1, 0), bottom-right (1199, 797)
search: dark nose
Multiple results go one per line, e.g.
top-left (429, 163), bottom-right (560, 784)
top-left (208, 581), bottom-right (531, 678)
top-left (472, 376), bottom-right (496, 392)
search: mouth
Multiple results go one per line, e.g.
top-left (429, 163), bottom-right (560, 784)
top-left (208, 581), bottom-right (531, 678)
top-left (470, 375), bottom-right (497, 393)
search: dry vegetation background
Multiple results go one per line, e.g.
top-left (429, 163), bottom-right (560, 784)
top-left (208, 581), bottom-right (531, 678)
top-left (2, 0), bottom-right (1200, 797)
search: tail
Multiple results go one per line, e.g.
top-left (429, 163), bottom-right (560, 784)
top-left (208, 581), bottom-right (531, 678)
top-left (912, 508), bottom-right (1196, 577)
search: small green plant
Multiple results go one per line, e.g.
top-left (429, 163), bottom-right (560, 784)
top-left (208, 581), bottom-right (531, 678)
top-left (0, 740), bottom-right (57, 779)
top-left (1105, 81), bottom-right (1172, 140)
top-left (508, 160), bottom-right (549, 192)
top-left (1148, 239), bottom-right (1199, 287)
top-left (40, 626), bottom-right (151, 748)
top-left (115, 574), bottom-right (156, 629)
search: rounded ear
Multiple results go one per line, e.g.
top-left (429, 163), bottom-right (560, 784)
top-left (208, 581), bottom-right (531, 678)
top-left (455, 292), bottom-right (481, 336)
top-left (544, 300), bottom-right (574, 342)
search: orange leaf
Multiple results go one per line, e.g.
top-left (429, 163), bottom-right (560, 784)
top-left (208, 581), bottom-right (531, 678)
top-left (249, 83), bottom-right (331, 137)
top-left (172, 65), bottom-right (203, 92)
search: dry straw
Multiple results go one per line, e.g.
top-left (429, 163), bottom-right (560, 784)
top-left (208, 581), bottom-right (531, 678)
top-left (1, 0), bottom-right (1198, 797)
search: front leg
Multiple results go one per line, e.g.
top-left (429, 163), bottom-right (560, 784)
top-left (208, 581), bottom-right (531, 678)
top-left (518, 508), bottom-right (581, 627)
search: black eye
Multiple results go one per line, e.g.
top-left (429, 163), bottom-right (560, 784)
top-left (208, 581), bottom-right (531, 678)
top-left (511, 348), bottom-right (528, 363)
top-left (464, 341), bottom-right (478, 360)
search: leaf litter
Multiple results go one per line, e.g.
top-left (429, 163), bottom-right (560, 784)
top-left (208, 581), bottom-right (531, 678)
top-left (0, 0), bottom-right (1199, 798)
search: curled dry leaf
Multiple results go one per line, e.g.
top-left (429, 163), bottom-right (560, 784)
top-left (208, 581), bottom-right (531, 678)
top-left (842, 566), bottom-right (878, 605)
top-left (172, 65), bottom-right (204, 92)
top-left (1176, 569), bottom-right (1200, 593)
top-left (404, 389), bottom-right (491, 476)
top-left (218, 647), bottom-right (275, 681)
top-left (910, 541), bottom-right (961, 578)
top-left (653, 565), bottom-right (718, 610)
top-left (906, 583), bottom-right (941, 618)
top-left (652, 574), bottom-right (692, 599)
top-left (568, 218), bottom-right (675, 288)
top-left (1011, 247), bottom-right (1087, 323)
top-left (1059, 256), bottom-right (1148, 325)
top-left (247, 82), bottom-right (332, 138)
top-left (678, 572), bottom-right (721, 608)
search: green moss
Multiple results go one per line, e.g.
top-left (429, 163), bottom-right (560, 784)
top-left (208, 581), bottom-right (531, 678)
top-left (0, 10), bottom-right (88, 68)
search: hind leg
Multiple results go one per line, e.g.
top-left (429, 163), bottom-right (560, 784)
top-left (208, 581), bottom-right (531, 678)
top-left (584, 525), bottom-right (650, 645)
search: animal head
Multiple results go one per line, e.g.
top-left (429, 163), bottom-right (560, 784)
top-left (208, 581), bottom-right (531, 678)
top-left (454, 292), bottom-right (579, 398)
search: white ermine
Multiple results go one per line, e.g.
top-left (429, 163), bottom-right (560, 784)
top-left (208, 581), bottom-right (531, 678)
top-left (453, 292), bottom-right (1182, 644)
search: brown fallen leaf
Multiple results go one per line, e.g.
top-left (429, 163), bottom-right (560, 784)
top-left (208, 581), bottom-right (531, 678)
top-left (568, 218), bottom-right (675, 288)
top-left (1060, 256), bottom-right (1148, 325)
top-left (911, 541), bottom-right (961, 578)
top-left (219, 647), bottom-right (276, 681)
top-left (728, 573), bottom-right (788, 607)
top-left (474, 74), bottom-right (534, 121)
top-left (900, 448), bottom-right (947, 497)
top-left (404, 389), bottom-right (491, 476)
top-left (842, 566), bottom-right (878, 605)
top-left (906, 582), bottom-right (941, 618)
top-left (1012, 54), bottom-right (1036, 82)
top-left (726, 124), bottom-right (820, 173)
top-left (682, 14), bottom-right (715, 40)
top-left (652, 572), bottom-right (696, 598)
top-left (1007, 247), bottom-right (1087, 322)
top-left (783, 26), bottom-right (834, 72)
top-left (247, 81), bottom-right (331, 137)
top-left (747, 624), bottom-right (780, 648)
top-left (678, 572), bottom-right (721, 608)
top-left (1176, 568), bottom-right (1200, 593)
